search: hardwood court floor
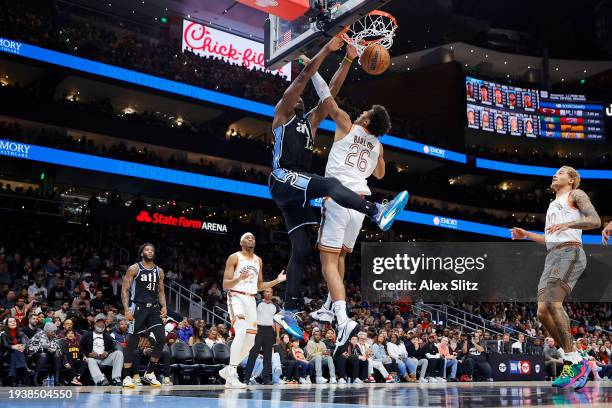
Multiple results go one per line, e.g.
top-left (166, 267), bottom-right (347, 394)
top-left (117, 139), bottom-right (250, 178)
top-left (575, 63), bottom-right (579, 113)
top-left (1, 381), bottom-right (611, 407)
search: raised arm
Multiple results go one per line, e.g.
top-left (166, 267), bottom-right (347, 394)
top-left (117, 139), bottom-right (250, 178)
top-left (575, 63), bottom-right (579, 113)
top-left (273, 37), bottom-right (344, 129)
top-left (158, 268), bottom-right (167, 318)
top-left (308, 45), bottom-right (357, 129)
top-left (257, 256), bottom-right (287, 291)
top-left (122, 264), bottom-right (138, 321)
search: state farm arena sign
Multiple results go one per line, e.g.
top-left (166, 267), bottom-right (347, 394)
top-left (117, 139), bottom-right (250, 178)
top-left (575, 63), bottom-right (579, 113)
top-left (182, 20), bottom-right (291, 81)
top-left (136, 211), bottom-right (228, 233)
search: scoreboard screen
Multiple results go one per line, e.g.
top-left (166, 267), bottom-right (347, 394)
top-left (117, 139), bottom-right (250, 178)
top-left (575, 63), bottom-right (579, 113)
top-left (465, 77), bottom-right (606, 141)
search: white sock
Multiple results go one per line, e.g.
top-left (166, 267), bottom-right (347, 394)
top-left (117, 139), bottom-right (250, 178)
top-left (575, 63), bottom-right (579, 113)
top-left (564, 351), bottom-right (582, 364)
top-left (323, 294), bottom-right (332, 311)
top-left (332, 300), bottom-right (348, 326)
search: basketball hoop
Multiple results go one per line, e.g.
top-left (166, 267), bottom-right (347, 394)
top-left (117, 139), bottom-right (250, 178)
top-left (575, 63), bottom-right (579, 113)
top-left (340, 10), bottom-right (397, 57)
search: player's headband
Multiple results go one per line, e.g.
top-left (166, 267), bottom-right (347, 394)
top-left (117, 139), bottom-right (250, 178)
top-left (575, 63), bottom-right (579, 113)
top-left (240, 233), bottom-right (254, 243)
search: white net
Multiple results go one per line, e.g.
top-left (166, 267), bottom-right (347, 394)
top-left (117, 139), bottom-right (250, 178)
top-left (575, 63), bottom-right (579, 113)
top-left (341, 11), bottom-right (397, 56)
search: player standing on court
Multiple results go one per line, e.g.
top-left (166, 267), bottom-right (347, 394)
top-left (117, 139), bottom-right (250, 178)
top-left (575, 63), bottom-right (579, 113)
top-left (270, 37), bottom-right (408, 339)
top-left (511, 166), bottom-right (600, 390)
top-left (219, 233), bottom-right (287, 388)
top-left (121, 243), bottom-right (167, 388)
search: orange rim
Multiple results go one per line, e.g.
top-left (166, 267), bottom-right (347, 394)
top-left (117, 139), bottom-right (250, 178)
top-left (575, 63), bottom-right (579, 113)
top-left (340, 10), bottom-right (398, 46)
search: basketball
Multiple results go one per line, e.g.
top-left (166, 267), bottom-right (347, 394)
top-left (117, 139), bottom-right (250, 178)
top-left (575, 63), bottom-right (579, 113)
top-left (360, 44), bottom-right (391, 75)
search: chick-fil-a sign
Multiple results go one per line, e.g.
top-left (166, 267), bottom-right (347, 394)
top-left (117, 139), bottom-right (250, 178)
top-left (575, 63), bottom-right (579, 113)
top-left (182, 20), bottom-right (291, 81)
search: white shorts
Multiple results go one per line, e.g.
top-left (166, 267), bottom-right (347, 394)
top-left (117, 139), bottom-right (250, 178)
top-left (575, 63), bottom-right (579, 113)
top-left (317, 197), bottom-right (365, 253)
top-left (227, 291), bottom-right (258, 333)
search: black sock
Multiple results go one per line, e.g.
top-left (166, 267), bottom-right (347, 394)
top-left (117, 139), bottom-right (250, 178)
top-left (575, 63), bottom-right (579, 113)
top-left (146, 361), bottom-right (159, 374)
top-left (284, 227), bottom-right (311, 310)
top-left (122, 367), bottom-right (132, 379)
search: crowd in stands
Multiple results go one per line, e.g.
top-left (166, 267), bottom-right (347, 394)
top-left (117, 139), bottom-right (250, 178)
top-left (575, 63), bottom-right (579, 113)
top-left (1, 217), bottom-right (611, 387)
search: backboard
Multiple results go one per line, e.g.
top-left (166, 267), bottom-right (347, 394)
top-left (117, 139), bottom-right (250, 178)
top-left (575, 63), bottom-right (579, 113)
top-left (264, 0), bottom-right (393, 70)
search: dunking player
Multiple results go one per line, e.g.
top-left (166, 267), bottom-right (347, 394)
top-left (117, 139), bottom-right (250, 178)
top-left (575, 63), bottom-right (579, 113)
top-left (298, 50), bottom-right (393, 351)
top-left (219, 233), bottom-right (287, 388)
top-left (511, 166), bottom-right (601, 390)
top-left (121, 243), bottom-right (167, 388)
top-left (270, 37), bottom-right (408, 339)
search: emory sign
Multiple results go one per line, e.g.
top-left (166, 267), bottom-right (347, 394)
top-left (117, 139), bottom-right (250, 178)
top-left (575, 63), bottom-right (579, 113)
top-left (136, 210), bottom-right (228, 233)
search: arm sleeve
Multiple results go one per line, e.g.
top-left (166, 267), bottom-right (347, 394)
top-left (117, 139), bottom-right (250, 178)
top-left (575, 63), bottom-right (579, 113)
top-left (310, 72), bottom-right (332, 102)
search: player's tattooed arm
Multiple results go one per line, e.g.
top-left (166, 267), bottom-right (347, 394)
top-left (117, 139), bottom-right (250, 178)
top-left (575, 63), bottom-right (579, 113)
top-left (122, 264), bottom-right (138, 317)
top-left (603, 220), bottom-right (612, 246)
top-left (569, 189), bottom-right (601, 230)
top-left (158, 268), bottom-right (167, 318)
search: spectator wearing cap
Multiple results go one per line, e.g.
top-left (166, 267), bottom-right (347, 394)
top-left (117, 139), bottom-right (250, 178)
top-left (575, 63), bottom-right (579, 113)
top-left (27, 322), bottom-right (63, 385)
top-left (80, 313), bottom-right (124, 386)
top-left (0, 316), bottom-right (30, 385)
top-left (423, 333), bottom-right (446, 382)
top-left (305, 327), bottom-right (337, 384)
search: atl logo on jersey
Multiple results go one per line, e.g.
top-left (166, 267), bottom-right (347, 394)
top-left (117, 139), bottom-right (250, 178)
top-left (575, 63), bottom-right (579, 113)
top-left (296, 121), bottom-right (313, 150)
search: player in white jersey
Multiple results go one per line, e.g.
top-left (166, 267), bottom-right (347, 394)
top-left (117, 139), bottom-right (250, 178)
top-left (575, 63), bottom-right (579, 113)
top-left (511, 166), bottom-right (600, 390)
top-left (220, 233), bottom-right (287, 388)
top-left (298, 51), bottom-right (400, 352)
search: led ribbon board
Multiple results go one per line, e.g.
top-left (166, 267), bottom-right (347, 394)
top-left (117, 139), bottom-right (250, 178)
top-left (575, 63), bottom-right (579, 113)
top-left (0, 37), bottom-right (466, 164)
top-left (0, 139), bottom-right (600, 243)
top-left (476, 158), bottom-right (612, 179)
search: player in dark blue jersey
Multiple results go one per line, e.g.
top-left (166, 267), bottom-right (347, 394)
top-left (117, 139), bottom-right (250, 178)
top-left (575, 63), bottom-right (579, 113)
top-left (120, 243), bottom-right (167, 388)
top-left (269, 38), bottom-right (408, 339)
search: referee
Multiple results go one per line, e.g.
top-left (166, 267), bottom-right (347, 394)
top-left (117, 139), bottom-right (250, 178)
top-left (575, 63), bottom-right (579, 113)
top-left (243, 288), bottom-right (279, 385)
